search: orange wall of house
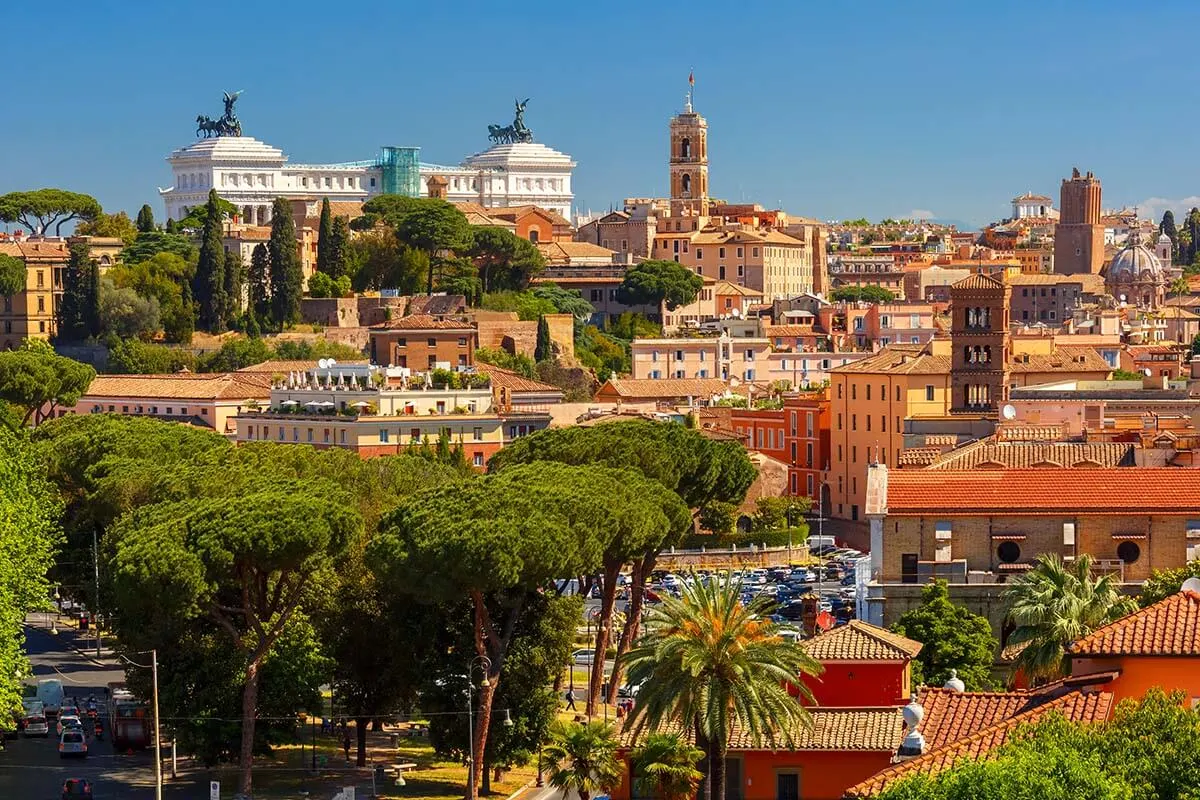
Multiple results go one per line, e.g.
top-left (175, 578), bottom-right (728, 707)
top-left (800, 661), bottom-right (910, 707)
top-left (1070, 655), bottom-right (1200, 705)
top-left (614, 751), bottom-right (893, 800)
top-left (516, 216), bottom-right (554, 243)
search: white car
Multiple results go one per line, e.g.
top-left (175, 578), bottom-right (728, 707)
top-left (23, 713), bottom-right (49, 737)
top-left (57, 715), bottom-right (83, 736)
top-left (58, 729), bottom-right (88, 758)
top-left (572, 649), bottom-right (596, 665)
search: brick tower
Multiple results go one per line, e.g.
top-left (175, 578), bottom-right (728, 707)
top-left (950, 273), bottom-right (1011, 415)
top-left (1053, 168), bottom-right (1104, 275)
top-left (668, 80), bottom-right (709, 218)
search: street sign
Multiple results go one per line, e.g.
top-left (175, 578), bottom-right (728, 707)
top-left (210, 780), bottom-right (219, 800)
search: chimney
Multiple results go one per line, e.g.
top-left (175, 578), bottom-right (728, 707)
top-left (800, 595), bottom-right (819, 637)
top-left (897, 696), bottom-right (926, 760)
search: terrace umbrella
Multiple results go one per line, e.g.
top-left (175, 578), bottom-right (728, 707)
top-left (280, 400), bottom-right (298, 406)
top-left (351, 401), bottom-right (370, 408)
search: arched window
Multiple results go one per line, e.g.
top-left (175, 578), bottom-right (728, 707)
top-left (680, 137), bottom-right (691, 158)
top-left (681, 174), bottom-right (691, 195)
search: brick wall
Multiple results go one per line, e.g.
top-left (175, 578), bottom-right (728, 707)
top-left (476, 317), bottom-right (538, 357)
top-left (545, 313), bottom-right (575, 360)
top-left (301, 298), bottom-right (360, 328)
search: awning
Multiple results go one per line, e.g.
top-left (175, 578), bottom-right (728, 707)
top-left (992, 534), bottom-right (1027, 541)
top-left (998, 562), bottom-right (1034, 572)
top-left (1111, 533), bottom-right (1147, 540)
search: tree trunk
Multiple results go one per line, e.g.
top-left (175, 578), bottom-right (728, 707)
top-left (606, 552), bottom-right (654, 704)
top-left (481, 760), bottom-right (491, 795)
top-left (708, 740), bottom-right (726, 800)
top-left (469, 593), bottom-right (505, 800)
top-left (355, 716), bottom-right (368, 767)
top-left (587, 560), bottom-right (620, 716)
top-left (238, 658), bottom-right (261, 797)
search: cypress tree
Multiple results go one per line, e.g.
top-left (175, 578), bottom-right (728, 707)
top-left (58, 242), bottom-right (92, 340)
top-left (175, 279), bottom-right (196, 344)
top-left (85, 262), bottom-right (101, 337)
top-left (268, 197), bottom-right (302, 326)
top-left (136, 204), bottom-right (156, 233)
top-left (316, 197), bottom-right (333, 276)
top-left (224, 250), bottom-right (244, 326)
top-left (328, 216), bottom-right (349, 279)
top-left (193, 189), bottom-right (227, 332)
top-left (165, 218), bottom-right (178, 234)
top-left (535, 314), bottom-right (552, 362)
top-left (249, 243), bottom-right (271, 323)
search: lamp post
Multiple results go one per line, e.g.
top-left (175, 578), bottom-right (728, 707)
top-left (126, 650), bottom-right (162, 800)
top-left (92, 528), bottom-right (102, 658)
top-left (466, 655), bottom-right (491, 800)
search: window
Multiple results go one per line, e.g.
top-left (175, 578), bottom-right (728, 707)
top-left (737, 247), bottom-right (743, 258)
top-left (719, 247), bottom-right (725, 258)
top-left (307, 429), bottom-right (314, 442)
top-left (380, 429), bottom-right (390, 443)
top-left (675, 350), bottom-right (684, 360)
top-left (529, 229), bottom-right (539, 243)
top-left (806, 413), bottom-right (814, 437)
top-left (997, 541), bottom-right (1021, 563)
top-left (473, 453), bottom-right (484, 467)
top-left (752, 247), bottom-right (759, 257)
top-left (590, 289), bottom-right (602, 302)
top-left (427, 337), bottom-right (437, 347)
top-left (651, 351), bottom-right (659, 362)
top-left (807, 474), bottom-right (814, 496)
top-left (36, 271), bottom-right (44, 288)
top-left (1117, 541), bottom-right (1141, 563)
top-left (737, 264), bottom-right (744, 277)
top-left (458, 337), bottom-right (468, 346)
top-left (744, 350), bottom-right (755, 362)
top-left (37, 296), bottom-right (45, 313)
top-left (925, 385), bottom-right (935, 401)
top-left (852, 445), bottom-right (856, 462)
top-left (473, 426), bottom-right (483, 441)
top-left (397, 337), bottom-right (407, 347)
top-left (851, 414), bottom-right (857, 430)
top-left (696, 248), bottom-right (703, 259)
top-left (806, 442), bottom-right (813, 466)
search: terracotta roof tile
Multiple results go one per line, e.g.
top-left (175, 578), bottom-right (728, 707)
top-left (917, 688), bottom-right (1042, 750)
top-left (1009, 346), bottom-right (1111, 374)
top-left (82, 373), bottom-right (271, 402)
top-left (236, 359), bottom-right (369, 373)
top-left (803, 620), bottom-right (923, 662)
top-left (712, 281), bottom-right (764, 297)
top-left (372, 314), bottom-right (473, 331)
top-left (473, 363), bottom-right (562, 395)
top-left (897, 447), bottom-right (942, 467)
top-left (765, 325), bottom-right (817, 337)
top-left (1070, 590), bottom-right (1200, 656)
top-left (926, 440), bottom-right (1135, 470)
top-left (951, 273), bottom-right (1005, 290)
top-left (885, 468), bottom-right (1200, 515)
top-left (845, 690), bottom-right (1114, 797)
top-left (831, 344), bottom-right (950, 376)
top-left (597, 378), bottom-right (731, 400)
top-left (620, 708), bottom-right (904, 752)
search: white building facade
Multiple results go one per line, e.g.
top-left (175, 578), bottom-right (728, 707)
top-left (159, 136), bottom-right (576, 224)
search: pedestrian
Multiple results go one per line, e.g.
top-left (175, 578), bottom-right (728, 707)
top-left (342, 732), bottom-right (351, 762)
top-left (565, 688), bottom-right (577, 711)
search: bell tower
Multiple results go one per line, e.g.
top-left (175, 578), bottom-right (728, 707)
top-left (950, 273), bottom-right (1011, 416)
top-left (669, 78), bottom-right (709, 218)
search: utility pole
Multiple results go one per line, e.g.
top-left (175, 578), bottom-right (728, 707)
top-left (152, 650), bottom-right (162, 800)
top-left (92, 528), bottom-right (101, 658)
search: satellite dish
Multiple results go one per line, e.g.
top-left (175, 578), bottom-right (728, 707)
top-left (1001, 404), bottom-right (1017, 421)
top-left (1143, 368), bottom-right (1152, 377)
top-left (1181, 576), bottom-right (1200, 595)
top-left (317, 358), bottom-right (330, 369)
top-left (328, 359), bottom-right (337, 368)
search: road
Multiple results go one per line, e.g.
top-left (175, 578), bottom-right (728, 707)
top-left (0, 620), bottom-right (202, 799)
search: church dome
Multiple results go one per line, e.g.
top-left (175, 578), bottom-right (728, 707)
top-left (1108, 228), bottom-right (1163, 281)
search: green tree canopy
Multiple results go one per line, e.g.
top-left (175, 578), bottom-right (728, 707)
top-left (108, 251), bottom-right (195, 343)
top-left (469, 227), bottom-right (546, 293)
top-left (0, 340), bottom-right (95, 428)
top-left (119, 230), bottom-right (197, 264)
top-left (98, 277), bottom-right (161, 340)
top-left (534, 283), bottom-right (595, 323)
top-left (1003, 553), bottom-right (1136, 683)
top-left (1138, 561), bottom-right (1200, 607)
top-left (616, 260), bottom-right (704, 311)
top-left (892, 580), bottom-right (997, 689)
top-left (76, 211), bottom-right (139, 245)
top-left (136, 204), bottom-right (155, 233)
top-left (541, 720), bottom-right (623, 800)
top-left (268, 198), bottom-right (303, 326)
top-left (370, 461), bottom-right (686, 799)
top-left (626, 578), bottom-right (821, 800)
top-left (830, 284), bottom-right (897, 302)
top-left (175, 195), bottom-right (238, 231)
top-left (0, 189), bottom-right (102, 236)
top-left (630, 733), bottom-right (704, 800)
top-left (0, 427), bottom-right (61, 722)
top-left (112, 483), bottom-right (359, 796)
top-left (316, 197), bottom-right (334, 276)
top-left (58, 241), bottom-right (100, 341)
top-left (106, 338), bottom-right (196, 375)
top-left (0, 253), bottom-right (26, 296)
top-left (390, 199), bottom-right (473, 293)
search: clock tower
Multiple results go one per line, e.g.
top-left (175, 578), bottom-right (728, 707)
top-left (669, 79), bottom-right (709, 218)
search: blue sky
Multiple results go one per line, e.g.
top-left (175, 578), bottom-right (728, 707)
top-left (3, 1), bottom-right (1199, 228)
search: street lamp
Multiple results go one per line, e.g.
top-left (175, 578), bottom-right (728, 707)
top-left (124, 650), bottom-right (162, 800)
top-left (466, 655), bottom-right (491, 800)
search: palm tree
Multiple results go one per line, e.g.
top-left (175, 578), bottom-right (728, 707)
top-left (624, 576), bottom-right (822, 800)
top-left (1170, 275), bottom-right (1191, 299)
top-left (630, 733), bottom-right (704, 800)
top-left (1003, 553), bottom-right (1137, 683)
top-left (541, 719), bottom-right (623, 800)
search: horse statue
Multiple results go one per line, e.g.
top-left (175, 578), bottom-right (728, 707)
top-left (196, 115), bottom-right (223, 138)
top-left (486, 98), bottom-right (535, 145)
top-left (488, 124), bottom-right (511, 144)
top-left (194, 91), bottom-right (245, 139)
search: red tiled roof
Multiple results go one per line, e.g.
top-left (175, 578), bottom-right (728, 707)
top-left (620, 708), bottom-right (904, 752)
top-left (372, 314), bottom-right (473, 331)
top-left (82, 373), bottom-right (271, 402)
top-left (803, 620), bottom-right (923, 662)
top-left (596, 378), bottom-right (730, 400)
top-left (845, 690), bottom-right (1114, 797)
top-left (473, 363), bottom-right (562, 395)
top-left (916, 688), bottom-right (1041, 750)
top-left (884, 468), bottom-right (1200, 515)
top-left (1070, 590), bottom-right (1200, 657)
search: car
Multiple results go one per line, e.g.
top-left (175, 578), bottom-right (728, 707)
top-left (22, 712), bottom-right (49, 737)
top-left (57, 715), bottom-right (83, 736)
top-left (62, 778), bottom-right (93, 799)
top-left (775, 601), bottom-right (807, 621)
top-left (58, 729), bottom-right (88, 758)
top-left (616, 683), bottom-right (642, 699)
top-left (572, 649), bottom-right (596, 665)
top-left (37, 679), bottom-right (64, 718)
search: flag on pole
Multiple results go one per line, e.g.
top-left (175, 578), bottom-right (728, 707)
top-left (688, 71), bottom-right (695, 86)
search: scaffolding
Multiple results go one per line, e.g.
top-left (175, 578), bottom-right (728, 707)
top-left (377, 146), bottom-right (421, 197)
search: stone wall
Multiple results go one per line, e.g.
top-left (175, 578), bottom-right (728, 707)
top-left (545, 313), bottom-right (575, 360)
top-left (656, 544), bottom-right (811, 571)
top-left (476, 316), bottom-right (538, 357)
top-left (301, 298), bottom-right (359, 328)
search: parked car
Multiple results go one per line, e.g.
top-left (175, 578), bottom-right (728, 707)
top-left (616, 682), bottom-right (642, 699)
top-left (571, 649), bottom-right (596, 665)
top-left (61, 778), bottom-right (93, 799)
top-left (22, 712), bottom-right (49, 737)
top-left (58, 730), bottom-right (88, 758)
